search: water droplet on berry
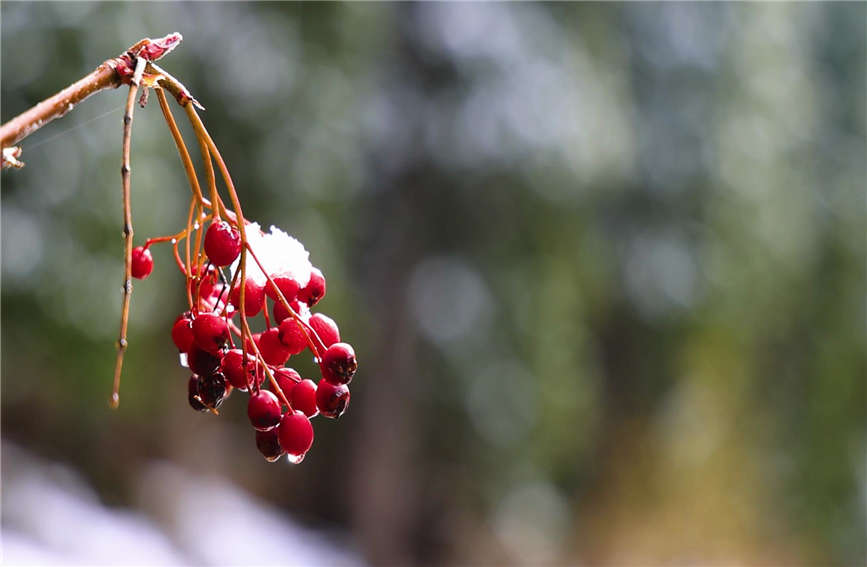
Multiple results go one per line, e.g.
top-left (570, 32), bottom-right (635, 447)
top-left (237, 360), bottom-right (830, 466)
top-left (286, 452), bottom-right (305, 465)
top-left (178, 352), bottom-right (189, 367)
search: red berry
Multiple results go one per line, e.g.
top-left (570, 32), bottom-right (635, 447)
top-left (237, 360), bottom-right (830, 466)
top-left (204, 221), bottom-right (242, 266)
top-left (277, 410), bottom-right (314, 457)
top-left (248, 390), bottom-right (282, 431)
top-left (131, 246), bottom-right (153, 279)
top-left (229, 278), bottom-right (265, 317)
top-left (274, 367), bottom-right (301, 403)
top-left (188, 347), bottom-right (221, 377)
top-left (321, 342), bottom-right (357, 385)
top-left (221, 349), bottom-right (262, 390)
top-left (255, 429), bottom-right (284, 462)
top-left (298, 268), bottom-right (326, 306)
top-left (278, 318), bottom-right (308, 355)
top-left (316, 379), bottom-right (350, 418)
top-left (188, 375), bottom-right (207, 412)
top-left (245, 332), bottom-right (262, 354)
top-left (192, 312), bottom-right (230, 354)
top-left (273, 298), bottom-right (302, 324)
top-left (291, 379), bottom-right (318, 417)
top-left (197, 371), bottom-right (228, 409)
top-left (265, 275), bottom-right (299, 303)
top-left (171, 313), bottom-right (195, 352)
top-left (189, 264), bottom-right (218, 300)
top-left (309, 313), bottom-right (340, 347)
top-left (258, 328), bottom-right (291, 365)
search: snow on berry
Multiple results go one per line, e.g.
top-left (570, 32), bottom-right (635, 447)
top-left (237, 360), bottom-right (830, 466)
top-left (234, 223), bottom-right (313, 289)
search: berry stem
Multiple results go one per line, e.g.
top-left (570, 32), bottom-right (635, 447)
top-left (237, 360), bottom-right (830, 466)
top-left (198, 139), bottom-right (226, 221)
top-left (155, 89), bottom-right (205, 206)
top-left (181, 106), bottom-right (255, 376)
top-left (172, 237), bottom-right (186, 274)
top-left (110, 55), bottom-right (147, 409)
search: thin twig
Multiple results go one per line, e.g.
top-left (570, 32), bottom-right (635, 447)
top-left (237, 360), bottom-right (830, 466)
top-left (110, 56), bottom-right (147, 409)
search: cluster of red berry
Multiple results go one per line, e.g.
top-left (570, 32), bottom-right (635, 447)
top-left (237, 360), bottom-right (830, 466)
top-left (130, 219), bottom-right (357, 464)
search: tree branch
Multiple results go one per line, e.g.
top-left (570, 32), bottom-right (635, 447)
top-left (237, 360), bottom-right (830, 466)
top-left (0, 33), bottom-right (183, 168)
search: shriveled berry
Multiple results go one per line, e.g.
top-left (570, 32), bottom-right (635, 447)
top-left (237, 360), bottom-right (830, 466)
top-left (309, 313), bottom-right (340, 347)
top-left (188, 347), bottom-right (221, 377)
top-left (221, 349), bottom-right (262, 390)
top-left (229, 278), bottom-right (265, 317)
top-left (298, 268), bottom-right (326, 306)
top-left (273, 298), bottom-right (302, 324)
top-left (188, 375), bottom-right (208, 412)
top-left (171, 313), bottom-right (195, 352)
top-left (316, 379), bottom-right (350, 418)
top-left (321, 342), bottom-right (357, 385)
top-left (131, 246), bottom-right (154, 279)
top-left (197, 371), bottom-right (228, 409)
top-left (255, 429), bottom-right (284, 462)
top-left (259, 328), bottom-right (291, 366)
top-left (248, 390), bottom-right (282, 431)
top-left (291, 379), bottom-right (318, 417)
top-left (278, 318), bottom-right (308, 355)
top-left (192, 312), bottom-right (230, 354)
top-left (265, 275), bottom-right (299, 303)
top-left (278, 410), bottom-right (314, 457)
top-left (274, 367), bottom-right (301, 403)
top-left (204, 221), bottom-right (242, 266)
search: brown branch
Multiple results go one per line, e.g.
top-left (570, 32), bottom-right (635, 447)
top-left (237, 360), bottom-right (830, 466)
top-left (0, 33), bottom-right (183, 167)
top-left (110, 56), bottom-right (147, 409)
top-left (0, 62), bottom-right (119, 150)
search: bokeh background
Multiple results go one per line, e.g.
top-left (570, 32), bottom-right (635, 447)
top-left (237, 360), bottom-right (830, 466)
top-left (2, 2), bottom-right (865, 565)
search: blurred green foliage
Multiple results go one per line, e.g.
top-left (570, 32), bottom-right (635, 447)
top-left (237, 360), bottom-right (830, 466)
top-left (2, 3), bottom-right (864, 565)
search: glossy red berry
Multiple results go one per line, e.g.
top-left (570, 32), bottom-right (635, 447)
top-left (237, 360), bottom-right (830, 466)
top-left (131, 246), bottom-right (153, 279)
top-left (316, 379), bottom-right (350, 418)
top-left (221, 349), bottom-right (262, 390)
top-left (265, 275), bottom-right (300, 303)
top-left (274, 367), bottom-right (301, 403)
top-left (309, 313), bottom-right (340, 347)
top-left (188, 346), bottom-right (221, 377)
top-left (245, 332), bottom-right (262, 354)
top-left (273, 297), bottom-right (302, 324)
top-left (258, 328), bottom-right (291, 365)
top-left (229, 278), bottom-right (265, 317)
top-left (197, 371), bottom-right (229, 409)
top-left (321, 342), bottom-right (357, 385)
top-left (204, 221), bottom-right (242, 266)
top-left (189, 264), bottom-right (218, 300)
top-left (192, 312), bottom-right (230, 354)
top-left (188, 375), bottom-right (207, 412)
top-left (248, 390), bottom-right (282, 431)
top-left (298, 268), bottom-right (326, 306)
top-left (171, 313), bottom-right (195, 352)
top-left (278, 318), bottom-right (308, 355)
top-left (278, 410), bottom-right (314, 457)
top-left (255, 429), bottom-right (284, 462)
top-left (291, 379), bottom-right (318, 417)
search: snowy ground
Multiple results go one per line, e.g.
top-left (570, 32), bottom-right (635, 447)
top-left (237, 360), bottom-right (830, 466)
top-left (1, 441), bottom-right (364, 566)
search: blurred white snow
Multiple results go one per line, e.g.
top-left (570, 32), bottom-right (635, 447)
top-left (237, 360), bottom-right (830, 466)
top-left (1, 441), bottom-right (364, 566)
